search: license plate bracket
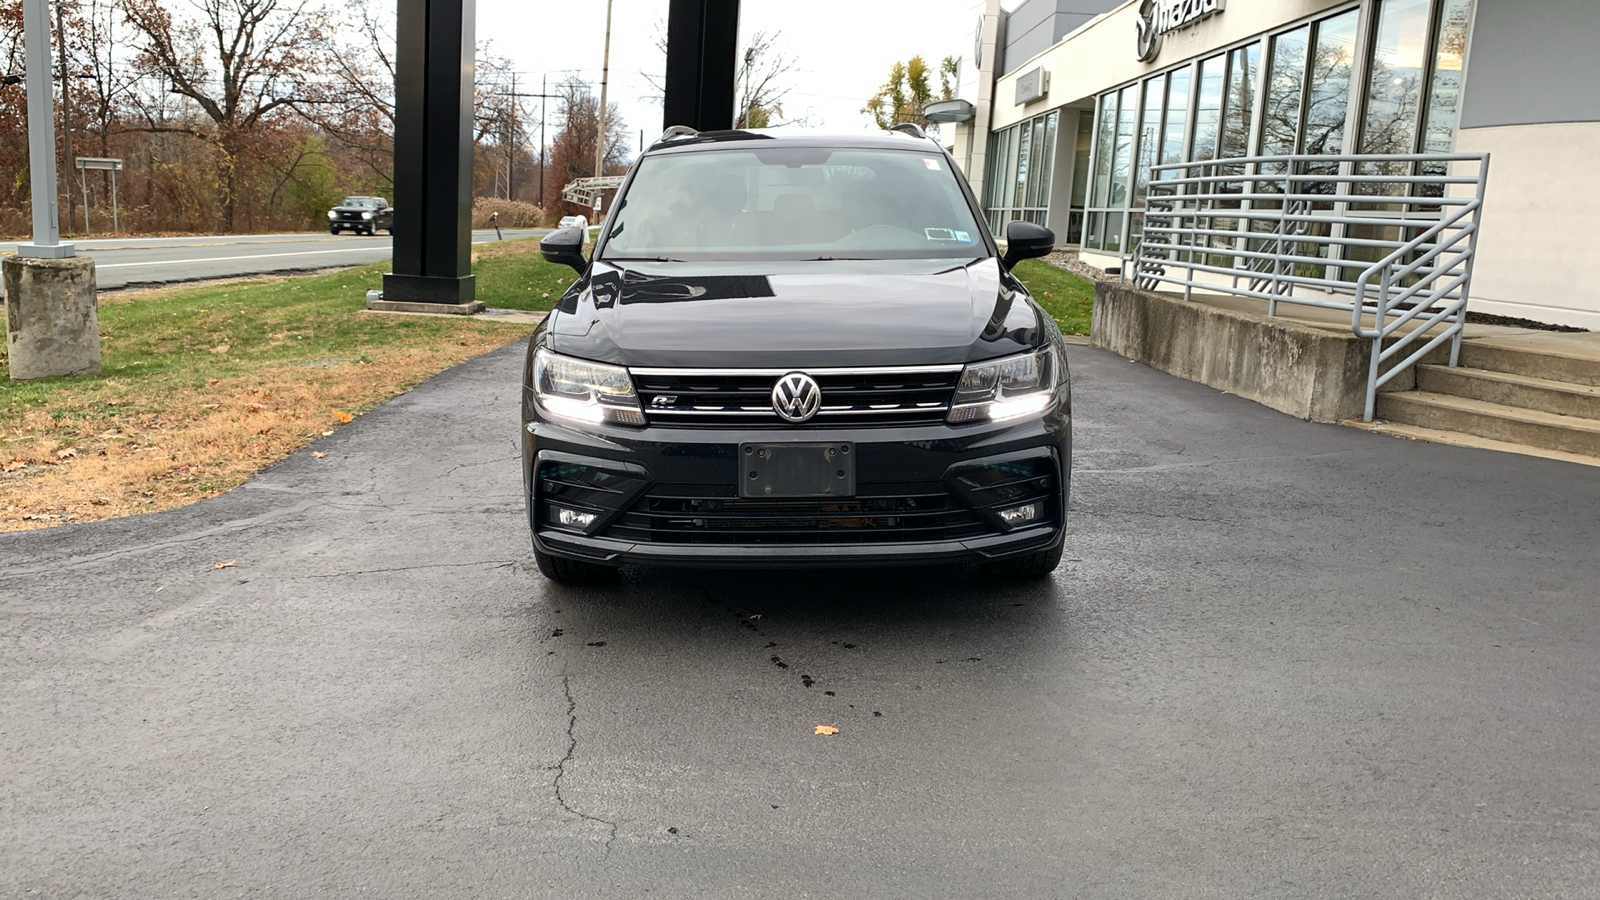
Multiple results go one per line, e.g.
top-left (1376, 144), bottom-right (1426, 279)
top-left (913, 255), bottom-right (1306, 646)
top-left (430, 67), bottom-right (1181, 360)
top-left (741, 442), bottom-right (855, 498)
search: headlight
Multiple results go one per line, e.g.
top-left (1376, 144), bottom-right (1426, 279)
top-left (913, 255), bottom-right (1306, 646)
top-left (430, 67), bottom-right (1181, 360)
top-left (327, 210), bottom-right (337, 219)
top-left (533, 349), bottom-right (646, 427)
top-left (947, 346), bottom-right (1058, 424)
top-left (361, 211), bottom-right (374, 220)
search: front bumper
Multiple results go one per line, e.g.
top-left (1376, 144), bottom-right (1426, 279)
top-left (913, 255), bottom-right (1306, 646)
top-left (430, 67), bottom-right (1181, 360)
top-left (521, 402), bottom-right (1071, 569)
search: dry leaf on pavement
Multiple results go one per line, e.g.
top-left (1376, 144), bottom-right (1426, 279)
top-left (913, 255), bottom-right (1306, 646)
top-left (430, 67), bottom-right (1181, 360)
top-left (813, 725), bottom-right (840, 736)
top-left (311, 451), bottom-right (326, 459)
top-left (214, 560), bottom-right (236, 569)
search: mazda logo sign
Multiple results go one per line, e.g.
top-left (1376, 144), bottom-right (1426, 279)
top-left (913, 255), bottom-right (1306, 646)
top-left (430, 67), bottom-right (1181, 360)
top-left (771, 372), bottom-right (822, 423)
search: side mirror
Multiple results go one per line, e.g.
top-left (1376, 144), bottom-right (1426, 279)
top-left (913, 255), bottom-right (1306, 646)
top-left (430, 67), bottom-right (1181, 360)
top-left (1001, 220), bottom-right (1055, 270)
top-left (541, 226), bottom-right (587, 274)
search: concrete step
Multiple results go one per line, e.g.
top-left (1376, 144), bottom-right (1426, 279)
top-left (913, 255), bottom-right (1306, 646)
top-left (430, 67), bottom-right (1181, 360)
top-left (1375, 391), bottom-right (1600, 457)
top-left (1355, 420), bottom-right (1600, 469)
top-left (1416, 365), bottom-right (1600, 420)
top-left (1458, 340), bottom-right (1600, 386)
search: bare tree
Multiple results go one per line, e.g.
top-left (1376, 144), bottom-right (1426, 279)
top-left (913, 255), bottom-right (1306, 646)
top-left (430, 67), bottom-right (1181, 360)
top-left (121, 0), bottom-right (335, 230)
top-left (642, 26), bottom-right (804, 129)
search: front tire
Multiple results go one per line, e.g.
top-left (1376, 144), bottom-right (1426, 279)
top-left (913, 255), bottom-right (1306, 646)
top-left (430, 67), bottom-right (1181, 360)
top-left (980, 543), bottom-right (1063, 579)
top-left (330, 226), bottom-right (340, 235)
top-left (534, 548), bottom-right (619, 585)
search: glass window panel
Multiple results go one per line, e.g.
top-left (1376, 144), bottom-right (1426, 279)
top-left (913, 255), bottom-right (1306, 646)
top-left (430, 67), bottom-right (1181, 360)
top-left (1259, 25), bottom-right (1309, 164)
top-left (1071, 111), bottom-right (1093, 207)
top-left (1133, 75), bottom-right (1165, 207)
top-left (1014, 124), bottom-right (1032, 208)
top-left (1418, 0), bottom-right (1472, 192)
top-left (1086, 211), bottom-right (1103, 250)
top-left (983, 128), bottom-right (1005, 211)
top-left (1161, 67), bottom-right (1191, 169)
top-left (1422, 0), bottom-right (1470, 156)
top-left (1092, 92), bottom-right (1116, 206)
top-left (1105, 212), bottom-right (1124, 254)
top-left (1191, 54), bottom-right (1226, 162)
top-left (1109, 85), bottom-right (1138, 207)
top-left (1219, 43), bottom-right (1259, 159)
top-left (1031, 111), bottom-right (1058, 209)
top-left (1303, 9), bottom-right (1359, 160)
top-left (1361, 0), bottom-right (1431, 156)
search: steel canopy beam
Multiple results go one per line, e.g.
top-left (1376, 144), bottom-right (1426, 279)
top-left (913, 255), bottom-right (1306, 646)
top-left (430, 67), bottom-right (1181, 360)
top-left (663, 0), bottom-right (740, 131)
top-left (384, 0), bottom-right (475, 306)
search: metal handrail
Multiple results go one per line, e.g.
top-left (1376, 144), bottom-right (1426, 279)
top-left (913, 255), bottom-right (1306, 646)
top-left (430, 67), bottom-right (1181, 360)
top-left (1126, 152), bottom-right (1490, 422)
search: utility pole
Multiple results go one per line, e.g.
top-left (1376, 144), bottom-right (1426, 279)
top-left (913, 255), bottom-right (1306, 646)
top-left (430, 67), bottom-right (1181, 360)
top-left (494, 77), bottom-right (558, 206)
top-left (508, 71), bottom-right (517, 200)
top-left (595, 0), bottom-right (613, 178)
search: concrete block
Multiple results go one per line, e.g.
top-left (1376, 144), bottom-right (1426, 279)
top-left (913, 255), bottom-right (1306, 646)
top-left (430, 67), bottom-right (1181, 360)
top-left (366, 297), bottom-right (486, 316)
top-left (1090, 282), bottom-right (1371, 422)
top-left (3, 254), bottom-right (101, 381)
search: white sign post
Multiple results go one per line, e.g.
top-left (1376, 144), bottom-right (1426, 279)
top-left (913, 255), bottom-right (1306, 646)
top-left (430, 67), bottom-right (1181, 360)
top-left (75, 158), bottom-right (123, 237)
top-left (17, 0), bottom-right (72, 258)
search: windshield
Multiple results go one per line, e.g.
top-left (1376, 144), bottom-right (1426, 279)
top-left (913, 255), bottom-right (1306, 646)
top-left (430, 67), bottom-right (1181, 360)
top-left (599, 147), bottom-right (986, 262)
top-left (342, 197), bottom-right (377, 208)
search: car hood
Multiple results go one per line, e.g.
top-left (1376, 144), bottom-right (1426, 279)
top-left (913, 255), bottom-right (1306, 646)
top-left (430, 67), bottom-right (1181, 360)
top-left (543, 258), bottom-right (1042, 368)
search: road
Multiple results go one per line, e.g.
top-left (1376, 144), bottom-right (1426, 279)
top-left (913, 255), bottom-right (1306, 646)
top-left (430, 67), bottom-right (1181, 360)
top-left (2, 345), bottom-right (1597, 898)
top-left (0, 229), bottom-right (547, 292)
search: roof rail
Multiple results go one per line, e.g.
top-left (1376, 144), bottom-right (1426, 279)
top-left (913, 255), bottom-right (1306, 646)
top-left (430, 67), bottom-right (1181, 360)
top-left (889, 122), bottom-right (928, 139)
top-left (656, 125), bottom-right (700, 144)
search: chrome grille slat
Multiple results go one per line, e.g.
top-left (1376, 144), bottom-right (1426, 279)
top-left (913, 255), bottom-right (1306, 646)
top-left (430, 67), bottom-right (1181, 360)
top-left (633, 364), bottom-right (961, 427)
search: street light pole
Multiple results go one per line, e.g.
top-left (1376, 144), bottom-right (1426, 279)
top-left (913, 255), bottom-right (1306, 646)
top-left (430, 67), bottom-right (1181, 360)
top-left (18, 0), bottom-right (71, 258)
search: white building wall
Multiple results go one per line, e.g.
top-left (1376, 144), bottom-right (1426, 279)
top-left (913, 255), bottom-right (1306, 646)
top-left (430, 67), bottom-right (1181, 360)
top-left (1454, 122), bottom-right (1600, 331)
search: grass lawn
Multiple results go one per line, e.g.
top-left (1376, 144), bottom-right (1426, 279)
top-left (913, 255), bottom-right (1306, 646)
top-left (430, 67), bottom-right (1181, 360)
top-left (1, 240), bottom-right (1094, 530)
top-left (1013, 259), bottom-right (1095, 335)
top-left (0, 238), bottom-right (572, 530)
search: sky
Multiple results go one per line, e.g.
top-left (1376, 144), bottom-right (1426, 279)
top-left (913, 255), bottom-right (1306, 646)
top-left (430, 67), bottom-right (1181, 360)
top-left (477, 0), bottom-right (991, 155)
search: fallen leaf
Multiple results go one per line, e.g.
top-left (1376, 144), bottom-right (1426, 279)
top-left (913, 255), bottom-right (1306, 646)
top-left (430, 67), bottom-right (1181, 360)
top-left (90, 497), bottom-right (109, 506)
top-left (56, 448), bottom-right (78, 460)
top-left (155, 586), bottom-right (164, 592)
top-left (209, 344), bottom-right (230, 354)
top-left (311, 451), bottom-right (326, 459)
top-left (206, 379), bottom-right (220, 387)
top-left (332, 409), bottom-right (354, 424)
top-left (214, 560), bottom-right (236, 569)
top-left (813, 725), bottom-right (840, 736)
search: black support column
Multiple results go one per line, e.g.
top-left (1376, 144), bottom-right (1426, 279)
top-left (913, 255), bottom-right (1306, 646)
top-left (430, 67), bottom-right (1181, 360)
top-left (379, 0), bottom-right (479, 311)
top-left (663, 0), bottom-right (740, 131)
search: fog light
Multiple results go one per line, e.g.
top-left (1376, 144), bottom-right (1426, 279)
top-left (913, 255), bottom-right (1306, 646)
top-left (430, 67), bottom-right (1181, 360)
top-left (549, 504), bottom-right (597, 530)
top-left (997, 501), bottom-right (1041, 527)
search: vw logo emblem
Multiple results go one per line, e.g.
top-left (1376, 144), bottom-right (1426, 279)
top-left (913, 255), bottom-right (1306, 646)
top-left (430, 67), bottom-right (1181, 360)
top-left (771, 372), bottom-right (822, 423)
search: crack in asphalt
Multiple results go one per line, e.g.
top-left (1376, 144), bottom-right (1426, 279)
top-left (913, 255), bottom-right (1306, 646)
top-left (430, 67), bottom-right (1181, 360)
top-left (554, 672), bottom-right (620, 857)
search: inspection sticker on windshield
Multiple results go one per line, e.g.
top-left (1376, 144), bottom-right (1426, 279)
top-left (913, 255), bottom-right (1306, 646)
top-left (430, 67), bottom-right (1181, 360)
top-left (926, 228), bottom-right (973, 242)
top-left (923, 158), bottom-right (941, 171)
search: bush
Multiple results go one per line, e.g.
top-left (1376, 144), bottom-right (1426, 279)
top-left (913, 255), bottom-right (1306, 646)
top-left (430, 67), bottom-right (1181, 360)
top-left (473, 197), bottom-right (548, 229)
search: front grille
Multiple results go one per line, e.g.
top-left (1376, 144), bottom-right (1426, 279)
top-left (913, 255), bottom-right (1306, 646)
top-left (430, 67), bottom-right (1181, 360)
top-left (631, 366), bottom-right (962, 427)
top-left (603, 486), bottom-right (994, 545)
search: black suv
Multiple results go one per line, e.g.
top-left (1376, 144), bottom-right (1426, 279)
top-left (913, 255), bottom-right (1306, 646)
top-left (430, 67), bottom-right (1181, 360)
top-left (523, 126), bottom-right (1069, 583)
top-left (328, 196), bottom-right (393, 235)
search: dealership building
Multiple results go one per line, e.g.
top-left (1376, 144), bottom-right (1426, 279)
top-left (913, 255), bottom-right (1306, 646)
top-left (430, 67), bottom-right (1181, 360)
top-left (941, 0), bottom-right (1600, 330)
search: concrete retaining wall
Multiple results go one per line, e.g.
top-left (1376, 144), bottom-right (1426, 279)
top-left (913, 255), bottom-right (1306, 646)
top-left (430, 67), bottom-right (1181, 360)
top-left (1089, 283), bottom-right (1374, 423)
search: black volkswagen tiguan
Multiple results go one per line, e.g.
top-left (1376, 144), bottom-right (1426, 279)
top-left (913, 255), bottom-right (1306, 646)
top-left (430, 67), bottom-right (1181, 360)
top-left (523, 125), bottom-right (1070, 583)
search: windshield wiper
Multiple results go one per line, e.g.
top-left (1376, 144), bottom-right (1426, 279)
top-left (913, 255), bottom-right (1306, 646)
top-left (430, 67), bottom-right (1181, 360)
top-left (803, 256), bottom-right (873, 261)
top-left (604, 256), bottom-right (684, 263)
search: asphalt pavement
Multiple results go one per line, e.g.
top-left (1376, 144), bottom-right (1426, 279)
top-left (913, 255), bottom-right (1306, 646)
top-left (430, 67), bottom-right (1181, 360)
top-left (2, 344), bottom-right (1597, 898)
top-left (0, 229), bottom-right (547, 292)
